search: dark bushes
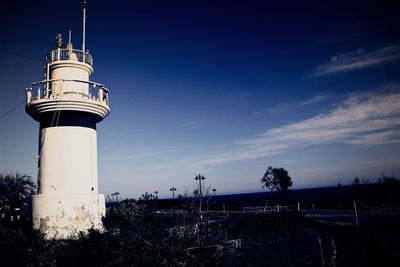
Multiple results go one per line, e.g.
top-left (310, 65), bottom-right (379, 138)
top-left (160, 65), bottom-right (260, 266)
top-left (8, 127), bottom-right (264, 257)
top-left (0, 197), bottom-right (305, 266)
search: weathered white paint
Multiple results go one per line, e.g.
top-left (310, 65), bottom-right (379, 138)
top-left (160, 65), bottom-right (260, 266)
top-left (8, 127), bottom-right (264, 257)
top-left (38, 126), bottom-right (98, 195)
top-left (26, 40), bottom-right (109, 239)
top-left (32, 194), bottom-right (105, 238)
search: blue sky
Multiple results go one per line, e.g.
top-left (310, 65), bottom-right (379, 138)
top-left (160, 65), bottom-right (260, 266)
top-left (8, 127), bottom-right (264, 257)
top-left (1, 1), bottom-right (400, 199)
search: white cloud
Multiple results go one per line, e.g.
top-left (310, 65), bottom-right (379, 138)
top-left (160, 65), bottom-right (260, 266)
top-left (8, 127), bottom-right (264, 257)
top-left (251, 107), bottom-right (278, 116)
top-left (299, 94), bottom-right (329, 106)
top-left (346, 130), bottom-right (400, 146)
top-left (197, 144), bottom-right (289, 165)
top-left (100, 147), bottom-right (188, 161)
top-left (124, 85), bottom-right (400, 171)
top-left (309, 45), bottom-right (400, 77)
top-left (197, 84), bottom-right (400, 165)
top-left (251, 94), bottom-right (329, 117)
top-left (181, 120), bottom-right (203, 127)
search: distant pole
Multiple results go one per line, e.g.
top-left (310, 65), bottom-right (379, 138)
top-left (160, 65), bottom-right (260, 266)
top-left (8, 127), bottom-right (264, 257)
top-left (331, 237), bottom-right (337, 267)
top-left (82, 0), bottom-right (87, 52)
top-left (353, 200), bottom-right (359, 226)
top-left (212, 188), bottom-right (216, 197)
top-left (170, 187), bottom-right (176, 199)
top-left (195, 174), bottom-right (206, 212)
top-left (318, 237), bottom-right (325, 267)
top-left (195, 174), bottom-right (205, 196)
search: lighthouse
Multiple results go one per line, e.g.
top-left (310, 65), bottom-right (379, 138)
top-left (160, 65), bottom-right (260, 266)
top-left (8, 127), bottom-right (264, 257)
top-left (25, 3), bottom-right (109, 238)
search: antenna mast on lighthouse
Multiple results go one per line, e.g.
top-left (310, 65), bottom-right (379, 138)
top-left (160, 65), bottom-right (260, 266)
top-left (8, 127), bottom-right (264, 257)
top-left (82, 0), bottom-right (87, 52)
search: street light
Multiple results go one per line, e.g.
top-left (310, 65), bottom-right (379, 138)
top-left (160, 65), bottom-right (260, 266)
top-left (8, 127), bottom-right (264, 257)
top-left (170, 187), bottom-right (177, 199)
top-left (194, 174), bottom-right (206, 197)
top-left (195, 174), bottom-right (206, 213)
top-left (212, 188), bottom-right (216, 197)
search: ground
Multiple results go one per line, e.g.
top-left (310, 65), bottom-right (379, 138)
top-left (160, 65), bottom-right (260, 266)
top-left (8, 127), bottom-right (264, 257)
top-left (1, 205), bottom-right (399, 266)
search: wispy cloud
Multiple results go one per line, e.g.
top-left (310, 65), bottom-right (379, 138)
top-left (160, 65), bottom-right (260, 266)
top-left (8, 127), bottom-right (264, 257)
top-left (251, 94), bottom-right (329, 117)
top-left (181, 120), bottom-right (203, 127)
top-left (309, 45), bottom-right (400, 77)
top-left (100, 147), bottom-right (188, 161)
top-left (251, 107), bottom-right (282, 116)
top-left (195, 144), bottom-right (289, 166)
top-left (299, 94), bottom-right (329, 106)
top-left (197, 84), bottom-right (400, 165)
top-left (345, 129), bottom-right (400, 146)
top-left (129, 84), bottom-right (400, 172)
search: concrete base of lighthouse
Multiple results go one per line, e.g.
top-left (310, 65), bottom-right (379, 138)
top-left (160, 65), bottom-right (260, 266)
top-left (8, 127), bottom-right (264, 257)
top-left (32, 193), bottom-right (105, 239)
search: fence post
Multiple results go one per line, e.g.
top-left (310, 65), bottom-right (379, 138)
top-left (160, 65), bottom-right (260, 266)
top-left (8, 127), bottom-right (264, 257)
top-left (318, 237), bottom-right (324, 267)
top-left (353, 200), bottom-right (359, 226)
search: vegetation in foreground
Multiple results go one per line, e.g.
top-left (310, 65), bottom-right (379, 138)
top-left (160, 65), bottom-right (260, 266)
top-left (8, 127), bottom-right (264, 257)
top-left (1, 173), bottom-right (400, 266)
top-left (1, 200), bottom-right (400, 266)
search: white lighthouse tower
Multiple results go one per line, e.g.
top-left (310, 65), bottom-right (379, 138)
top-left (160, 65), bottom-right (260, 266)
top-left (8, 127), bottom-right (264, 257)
top-left (25, 3), bottom-right (109, 238)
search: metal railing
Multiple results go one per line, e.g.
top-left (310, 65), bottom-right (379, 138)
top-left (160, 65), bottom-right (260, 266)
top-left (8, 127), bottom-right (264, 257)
top-left (46, 49), bottom-right (93, 66)
top-left (26, 79), bottom-right (109, 106)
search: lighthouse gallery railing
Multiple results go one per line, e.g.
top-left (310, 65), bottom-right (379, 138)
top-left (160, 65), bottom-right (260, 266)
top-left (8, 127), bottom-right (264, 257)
top-left (46, 49), bottom-right (93, 66)
top-left (26, 79), bottom-right (109, 106)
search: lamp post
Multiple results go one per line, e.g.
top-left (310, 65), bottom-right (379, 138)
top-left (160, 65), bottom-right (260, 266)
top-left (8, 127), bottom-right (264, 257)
top-left (194, 174), bottom-right (205, 197)
top-left (170, 187), bottom-right (176, 199)
top-left (154, 191), bottom-right (159, 198)
top-left (195, 174), bottom-right (206, 213)
top-left (212, 188), bottom-right (216, 197)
